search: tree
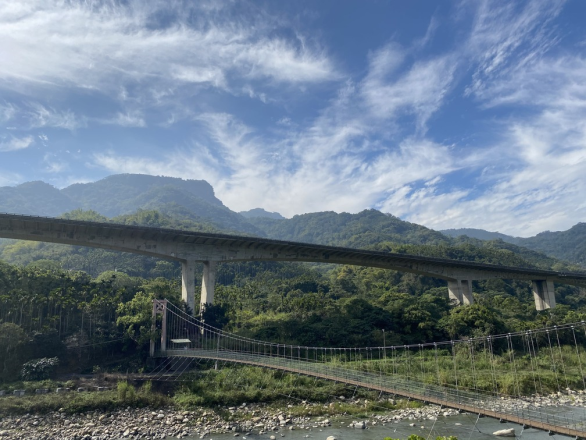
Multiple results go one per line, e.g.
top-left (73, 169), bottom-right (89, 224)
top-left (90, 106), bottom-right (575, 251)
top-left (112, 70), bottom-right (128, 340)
top-left (0, 323), bottom-right (27, 382)
top-left (439, 304), bottom-right (506, 339)
top-left (116, 291), bottom-right (155, 346)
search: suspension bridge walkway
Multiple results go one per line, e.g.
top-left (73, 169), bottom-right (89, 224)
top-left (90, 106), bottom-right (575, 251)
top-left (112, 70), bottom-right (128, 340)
top-left (151, 300), bottom-right (586, 438)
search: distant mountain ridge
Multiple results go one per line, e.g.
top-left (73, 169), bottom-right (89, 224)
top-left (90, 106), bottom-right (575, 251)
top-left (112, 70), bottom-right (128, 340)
top-left (0, 174), bottom-right (259, 234)
top-left (442, 226), bottom-right (586, 267)
top-left (0, 174), bottom-right (585, 267)
top-left (239, 208), bottom-right (285, 220)
top-left (441, 228), bottom-right (518, 243)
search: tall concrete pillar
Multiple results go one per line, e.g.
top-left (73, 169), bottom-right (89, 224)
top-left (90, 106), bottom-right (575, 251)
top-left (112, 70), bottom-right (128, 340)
top-left (181, 260), bottom-right (197, 313)
top-left (447, 279), bottom-right (474, 305)
top-left (201, 260), bottom-right (218, 310)
top-left (532, 279), bottom-right (556, 310)
top-left (461, 280), bottom-right (474, 305)
top-left (448, 280), bottom-right (463, 304)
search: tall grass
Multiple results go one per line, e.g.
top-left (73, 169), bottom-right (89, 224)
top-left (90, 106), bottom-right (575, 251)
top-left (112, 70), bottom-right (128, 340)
top-left (0, 380), bottom-right (169, 415)
top-left (343, 344), bottom-right (586, 396)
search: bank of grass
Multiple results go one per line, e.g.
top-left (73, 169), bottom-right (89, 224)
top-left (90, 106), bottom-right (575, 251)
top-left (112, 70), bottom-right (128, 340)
top-left (173, 364), bottom-right (376, 409)
top-left (335, 344), bottom-right (586, 396)
top-left (0, 381), bottom-right (169, 415)
top-left (2, 344), bottom-right (583, 417)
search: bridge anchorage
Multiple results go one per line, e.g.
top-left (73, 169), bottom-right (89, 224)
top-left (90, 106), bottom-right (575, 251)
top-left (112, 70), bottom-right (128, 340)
top-left (150, 299), bottom-right (586, 439)
top-left (1, 213), bottom-right (584, 313)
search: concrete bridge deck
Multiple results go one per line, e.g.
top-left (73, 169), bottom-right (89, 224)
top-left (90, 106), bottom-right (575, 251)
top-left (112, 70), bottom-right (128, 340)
top-left (1, 213), bottom-right (585, 311)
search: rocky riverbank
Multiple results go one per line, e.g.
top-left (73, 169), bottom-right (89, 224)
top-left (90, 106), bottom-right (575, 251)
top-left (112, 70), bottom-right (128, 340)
top-left (0, 399), bottom-right (455, 440)
top-left (0, 391), bottom-right (584, 440)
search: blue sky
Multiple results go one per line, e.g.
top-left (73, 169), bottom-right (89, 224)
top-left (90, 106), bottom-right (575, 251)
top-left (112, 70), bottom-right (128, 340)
top-left (1, 0), bottom-right (586, 236)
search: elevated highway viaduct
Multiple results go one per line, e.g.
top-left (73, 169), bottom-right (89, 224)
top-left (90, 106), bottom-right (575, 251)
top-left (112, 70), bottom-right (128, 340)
top-left (1, 213), bottom-right (585, 312)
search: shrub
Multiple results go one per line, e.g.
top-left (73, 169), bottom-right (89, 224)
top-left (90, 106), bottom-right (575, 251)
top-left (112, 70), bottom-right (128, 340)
top-left (20, 357), bottom-right (59, 381)
top-left (117, 381), bottom-right (136, 401)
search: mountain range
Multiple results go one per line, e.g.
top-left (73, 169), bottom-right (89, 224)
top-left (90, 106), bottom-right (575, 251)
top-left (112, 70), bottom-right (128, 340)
top-left (0, 173), bottom-right (584, 268)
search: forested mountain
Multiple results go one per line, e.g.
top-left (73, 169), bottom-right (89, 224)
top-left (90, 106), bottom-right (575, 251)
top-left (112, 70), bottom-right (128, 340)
top-left (248, 209), bottom-right (449, 247)
top-left (0, 174), bottom-right (259, 234)
top-left (442, 224), bottom-right (586, 267)
top-left (1, 173), bottom-right (585, 266)
top-left (441, 228), bottom-right (517, 243)
top-left (62, 174), bottom-right (222, 212)
top-left (0, 181), bottom-right (79, 216)
top-left (239, 208), bottom-right (284, 220)
top-left (519, 223), bottom-right (586, 266)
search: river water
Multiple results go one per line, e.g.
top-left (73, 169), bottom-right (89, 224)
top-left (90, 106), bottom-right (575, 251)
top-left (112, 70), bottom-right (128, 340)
top-left (188, 406), bottom-right (585, 440)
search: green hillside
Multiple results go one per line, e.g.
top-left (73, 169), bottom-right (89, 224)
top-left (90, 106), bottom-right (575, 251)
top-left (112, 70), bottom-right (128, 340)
top-left (442, 225), bottom-right (586, 267)
top-left (0, 181), bottom-right (79, 216)
top-left (248, 209), bottom-right (449, 247)
top-left (519, 223), bottom-right (586, 266)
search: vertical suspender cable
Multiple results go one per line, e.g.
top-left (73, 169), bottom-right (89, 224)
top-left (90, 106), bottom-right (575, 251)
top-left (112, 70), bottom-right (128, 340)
top-left (554, 326), bottom-right (570, 391)
top-left (546, 330), bottom-right (561, 391)
top-left (571, 325), bottom-right (586, 390)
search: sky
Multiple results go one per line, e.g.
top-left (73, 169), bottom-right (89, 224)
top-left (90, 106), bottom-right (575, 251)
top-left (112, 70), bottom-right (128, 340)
top-left (1, 0), bottom-right (586, 237)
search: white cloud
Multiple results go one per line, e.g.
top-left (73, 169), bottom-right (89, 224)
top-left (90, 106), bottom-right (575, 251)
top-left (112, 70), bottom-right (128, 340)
top-left (0, 102), bottom-right (17, 123)
top-left (100, 111), bottom-right (146, 128)
top-left (27, 104), bottom-right (84, 130)
top-left (43, 153), bottom-right (68, 173)
top-left (92, 110), bottom-right (460, 219)
top-left (0, 135), bottom-right (34, 152)
top-left (0, 170), bottom-right (23, 186)
top-left (360, 44), bottom-right (456, 131)
top-left (464, 0), bottom-right (565, 102)
top-left (0, 0), bottom-right (337, 102)
top-left (4, 0), bottom-right (586, 239)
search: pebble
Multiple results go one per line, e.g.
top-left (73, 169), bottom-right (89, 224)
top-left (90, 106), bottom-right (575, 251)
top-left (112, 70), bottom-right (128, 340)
top-left (0, 390), bottom-right (583, 439)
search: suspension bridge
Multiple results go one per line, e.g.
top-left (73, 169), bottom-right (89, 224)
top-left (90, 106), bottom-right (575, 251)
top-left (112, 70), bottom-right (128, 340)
top-left (149, 300), bottom-right (586, 438)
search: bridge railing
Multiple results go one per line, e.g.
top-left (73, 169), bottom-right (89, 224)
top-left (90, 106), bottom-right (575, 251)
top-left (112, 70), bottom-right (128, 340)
top-left (151, 300), bottom-right (586, 436)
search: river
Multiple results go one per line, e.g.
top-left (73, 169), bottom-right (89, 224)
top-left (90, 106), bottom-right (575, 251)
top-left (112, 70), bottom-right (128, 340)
top-left (192, 406), bottom-right (585, 440)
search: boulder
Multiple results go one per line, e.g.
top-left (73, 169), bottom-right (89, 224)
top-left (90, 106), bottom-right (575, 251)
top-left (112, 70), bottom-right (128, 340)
top-left (493, 428), bottom-right (516, 437)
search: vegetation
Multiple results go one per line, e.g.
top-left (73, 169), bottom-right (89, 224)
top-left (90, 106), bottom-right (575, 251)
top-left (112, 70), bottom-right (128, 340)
top-left (0, 380), bottom-right (169, 415)
top-left (443, 224), bottom-right (586, 267)
top-left (0, 186), bottom-right (585, 415)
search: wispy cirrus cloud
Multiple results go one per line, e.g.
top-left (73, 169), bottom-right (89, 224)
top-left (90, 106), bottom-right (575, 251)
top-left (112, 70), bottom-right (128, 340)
top-left (361, 44), bottom-right (457, 131)
top-left (0, 102), bottom-right (85, 131)
top-left (0, 135), bottom-right (34, 152)
top-left (99, 111), bottom-right (147, 128)
top-left (4, 0), bottom-right (586, 238)
top-left (0, 170), bottom-right (23, 186)
top-left (0, 0), bottom-right (337, 101)
top-left (464, 0), bottom-right (565, 103)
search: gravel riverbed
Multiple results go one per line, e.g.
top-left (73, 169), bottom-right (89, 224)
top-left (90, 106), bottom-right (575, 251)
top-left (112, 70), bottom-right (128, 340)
top-left (0, 391), bottom-right (584, 440)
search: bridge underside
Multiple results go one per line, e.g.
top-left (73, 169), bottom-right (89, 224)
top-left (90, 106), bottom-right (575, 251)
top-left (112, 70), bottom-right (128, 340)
top-left (1, 213), bottom-right (584, 311)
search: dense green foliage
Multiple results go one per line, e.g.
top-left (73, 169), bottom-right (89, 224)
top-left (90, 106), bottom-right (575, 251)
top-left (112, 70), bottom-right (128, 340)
top-left (1, 205), bottom-right (585, 387)
top-left (0, 181), bottom-right (79, 217)
top-left (443, 224), bottom-right (586, 267)
top-left (519, 223), bottom-right (586, 266)
top-left (20, 357), bottom-right (60, 381)
top-left (248, 209), bottom-right (449, 247)
top-left (0, 380), bottom-right (168, 415)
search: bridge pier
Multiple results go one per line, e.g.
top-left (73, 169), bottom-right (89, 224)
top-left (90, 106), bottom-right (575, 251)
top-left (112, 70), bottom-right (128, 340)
top-left (181, 260), bottom-right (218, 314)
top-left (201, 261), bottom-right (217, 311)
top-left (447, 279), bottom-right (474, 305)
top-left (181, 260), bottom-right (197, 313)
top-left (532, 279), bottom-right (556, 310)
